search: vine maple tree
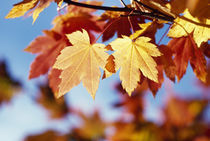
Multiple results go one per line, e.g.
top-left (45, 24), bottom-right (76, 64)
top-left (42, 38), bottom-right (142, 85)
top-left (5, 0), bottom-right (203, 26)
top-left (5, 0), bottom-right (209, 99)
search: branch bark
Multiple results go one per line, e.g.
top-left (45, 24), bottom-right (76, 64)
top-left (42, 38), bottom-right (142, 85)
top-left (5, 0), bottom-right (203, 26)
top-left (63, 0), bottom-right (175, 22)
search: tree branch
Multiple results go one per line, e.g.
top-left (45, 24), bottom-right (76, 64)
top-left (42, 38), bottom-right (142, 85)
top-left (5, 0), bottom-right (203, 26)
top-left (63, 0), bottom-right (175, 22)
top-left (133, 0), bottom-right (175, 20)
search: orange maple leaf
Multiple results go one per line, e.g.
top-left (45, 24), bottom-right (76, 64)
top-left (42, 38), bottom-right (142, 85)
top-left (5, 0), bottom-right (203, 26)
top-left (53, 30), bottom-right (109, 99)
top-left (168, 35), bottom-right (207, 82)
top-left (25, 30), bottom-right (68, 79)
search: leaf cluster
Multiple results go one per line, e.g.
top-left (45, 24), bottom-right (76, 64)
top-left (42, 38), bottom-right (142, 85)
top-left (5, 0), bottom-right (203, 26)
top-left (5, 0), bottom-right (210, 98)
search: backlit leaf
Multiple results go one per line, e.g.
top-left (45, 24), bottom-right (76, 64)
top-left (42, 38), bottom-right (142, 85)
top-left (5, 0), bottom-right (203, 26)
top-left (25, 5), bottom-right (102, 81)
top-left (168, 9), bottom-right (210, 47)
top-left (110, 36), bottom-right (161, 95)
top-left (168, 35), bottom-right (207, 82)
top-left (5, 0), bottom-right (61, 22)
top-left (53, 30), bottom-right (109, 99)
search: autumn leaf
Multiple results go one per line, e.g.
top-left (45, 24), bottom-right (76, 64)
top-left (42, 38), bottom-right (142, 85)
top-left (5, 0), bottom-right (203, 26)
top-left (53, 29), bottom-right (109, 99)
top-left (25, 5), bottom-right (103, 81)
top-left (5, 0), bottom-right (61, 23)
top-left (5, 0), bottom-right (39, 19)
top-left (99, 11), bottom-right (142, 42)
top-left (31, 0), bottom-right (52, 23)
top-left (110, 36), bottom-right (161, 95)
top-left (25, 30), bottom-right (67, 79)
top-left (168, 35), bottom-right (207, 82)
top-left (168, 9), bottom-right (210, 47)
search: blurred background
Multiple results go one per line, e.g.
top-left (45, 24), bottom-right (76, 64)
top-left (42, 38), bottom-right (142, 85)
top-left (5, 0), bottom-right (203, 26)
top-left (0, 0), bottom-right (209, 141)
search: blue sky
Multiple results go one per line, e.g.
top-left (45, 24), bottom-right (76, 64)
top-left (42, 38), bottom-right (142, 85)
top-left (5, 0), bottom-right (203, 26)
top-left (0, 0), bottom-right (206, 141)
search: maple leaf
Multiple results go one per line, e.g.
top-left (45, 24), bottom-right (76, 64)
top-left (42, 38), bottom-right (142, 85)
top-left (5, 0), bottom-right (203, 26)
top-left (5, 0), bottom-right (61, 23)
top-left (99, 11), bottom-right (142, 42)
top-left (25, 30), bottom-right (68, 79)
top-left (168, 35), bottom-right (207, 82)
top-left (103, 21), bottom-right (163, 81)
top-left (109, 36), bottom-right (161, 95)
top-left (25, 5), bottom-right (103, 81)
top-left (53, 29), bottom-right (109, 99)
top-left (168, 9), bottom-right (210, 47)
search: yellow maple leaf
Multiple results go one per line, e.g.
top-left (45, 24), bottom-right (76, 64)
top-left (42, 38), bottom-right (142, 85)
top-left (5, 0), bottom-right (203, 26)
top-left (53, 29), bottom-right (109, 99)
top-left (110, 36), bottom-right (161, 95)
top-left (5, 0), bottom-right (38, 19)
top-left (168, 9), bottom-right (210, 47)
top-left (5, 0), bottom-right (60, 23)
top-left (32, 0), bottom-right (52, 23)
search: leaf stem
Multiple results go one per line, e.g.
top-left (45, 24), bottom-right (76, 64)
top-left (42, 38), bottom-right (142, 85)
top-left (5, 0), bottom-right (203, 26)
top-left (158, 24), bottom-right (171, 45)
top-left (127, 10), bottom-right (135, 40)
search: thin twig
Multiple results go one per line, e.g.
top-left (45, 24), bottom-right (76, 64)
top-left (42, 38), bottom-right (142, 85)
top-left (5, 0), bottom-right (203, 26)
top-left (119, 0), bottom-right (127, 7)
